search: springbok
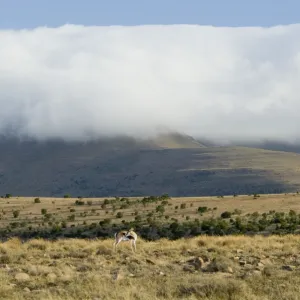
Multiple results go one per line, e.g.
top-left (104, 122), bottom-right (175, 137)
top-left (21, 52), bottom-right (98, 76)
top-left (113, 228), bottom-right (137, 252)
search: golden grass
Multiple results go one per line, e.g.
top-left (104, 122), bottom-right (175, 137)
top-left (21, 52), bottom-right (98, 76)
top-left (1, 235), bottom-right (300, 299)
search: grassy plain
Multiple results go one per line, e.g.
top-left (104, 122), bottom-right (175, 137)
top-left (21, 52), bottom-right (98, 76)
top-left (1, 235), bottom-right (300, 299)
top-left (1, 194), bottom-right (300, 299)
top-left (1, 193), bottom-right (300, 228)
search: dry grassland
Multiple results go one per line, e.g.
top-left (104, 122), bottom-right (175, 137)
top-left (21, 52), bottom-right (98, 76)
top-left (1, 235), bottom-right (300, 299)
top-left (1, 193), bottom-right (300, 228)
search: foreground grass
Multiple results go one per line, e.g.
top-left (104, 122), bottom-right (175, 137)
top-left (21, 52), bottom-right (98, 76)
top-left (1, 235), bottom-right (300, 299)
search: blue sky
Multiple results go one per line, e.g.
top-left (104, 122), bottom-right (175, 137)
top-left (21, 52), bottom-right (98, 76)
top-left (0, 0), bottom-right (299, 29)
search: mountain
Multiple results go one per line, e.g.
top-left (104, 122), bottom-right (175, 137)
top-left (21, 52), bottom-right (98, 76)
top-left (1, 133), bottom-right (300, 197)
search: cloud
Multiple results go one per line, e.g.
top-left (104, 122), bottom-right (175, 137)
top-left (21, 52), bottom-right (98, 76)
top-left (0, 24), bottom-right (300, 143)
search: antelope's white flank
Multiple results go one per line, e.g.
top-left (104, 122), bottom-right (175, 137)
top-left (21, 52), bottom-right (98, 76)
top-left (113, 228), bottom-right (137, 252)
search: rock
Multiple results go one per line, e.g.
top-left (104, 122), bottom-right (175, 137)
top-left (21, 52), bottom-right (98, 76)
top-left (244, 264), bottom-right (253, 270)
top-left (159, 271), bottom-right (166, 276)
top-left (233, 256), bottom-right (240, 261)
top-left (239, 260), bottom-right (246, 266)
top-left (257, 262), bottom-right (265, 268)
top-left (252, 270), bottom-right (262, 276)
top-left (60, 274), bottom-right (73, 282)
top-left (76, 265), bottom-right (92, 272)
top-left (23, 287), bottom-right (31, 292)
top-left (47, 273), bottom-right (57, 282)
top-left (227, 267), bottom-right (233, 274)
top-left (146, 259), bottom-right (155, 265)
top-left (183, 265), bottom-right (194, 273)
top-left (282, 265), bottom-right (296, 271)
top-left (186, 257), bottom-right (204, 270)
top-left (27, 265), bottom-right (39, 276)
top-left (260, 258), bottom-right (272, 265)
top-left (15, 273), bottom-right (30, 282)
top-left (236, 249), bottom-right (243, 254)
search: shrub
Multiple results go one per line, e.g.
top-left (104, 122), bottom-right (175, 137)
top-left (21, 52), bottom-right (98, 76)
top-left (99, 218), bottom-right (111, 226)
top-left (64, 194), bottom-right (71, 198)
top-left (116, 212), bottom-right (123, 218)
top-left (180, 203), bottom-right (186, 209)
top-left (5, 194), bottom-right (11, 198)
top-left (75, 200), bottom-right (85, 205)
top-left (220, 211), bottom-right (232, 219)
top-left (198, 206), bottom-right (208, 213)
top-left (156, 205), bottom-right (165, 214)
top-left (68, 214), bottom-right (75, 221)
top-left (41, 208), bottom-right (47, 215)
top-left (34, 198), bottom-right (41, 203)
top-left (13, 210), bottom-right (20, 218)
top-left (87, 200), bottom-right (93, 206)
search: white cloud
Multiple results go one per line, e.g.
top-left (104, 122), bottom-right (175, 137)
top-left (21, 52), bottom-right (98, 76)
top-left (0, 24), bottom-right (300, 143)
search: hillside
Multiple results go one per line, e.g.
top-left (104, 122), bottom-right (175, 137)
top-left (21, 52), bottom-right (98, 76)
top-left (1, 134), bottom-right (300, 197)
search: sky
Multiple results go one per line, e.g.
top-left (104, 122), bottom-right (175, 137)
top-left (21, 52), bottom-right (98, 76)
top-left (0, 1), bottom-right (300, 144)
top-left (1, 0), bottom-right (300, 29)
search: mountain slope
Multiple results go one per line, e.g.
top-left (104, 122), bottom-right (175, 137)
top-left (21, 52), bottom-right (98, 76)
top-left (1, 135), bottom-right (300, 197)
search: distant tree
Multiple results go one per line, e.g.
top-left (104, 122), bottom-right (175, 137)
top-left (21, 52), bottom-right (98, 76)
top-left (220, 211), bottom-right (232, 219)
top-left (34, 198), bottom-right (41, 203)
top-left (116, 212), bottom-right (123, 218)
top-left (13, 210), bottom-right (20, 218)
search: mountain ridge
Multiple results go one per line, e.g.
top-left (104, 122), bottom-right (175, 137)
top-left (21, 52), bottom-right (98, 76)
top-left (1, 133), bottom-right (300, 197)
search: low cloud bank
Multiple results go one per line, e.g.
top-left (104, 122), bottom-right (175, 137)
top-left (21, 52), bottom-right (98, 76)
top-left (1, 24), bottom-right (300, 143)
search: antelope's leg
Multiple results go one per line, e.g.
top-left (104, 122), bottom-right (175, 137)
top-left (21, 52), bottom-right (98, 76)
top-left (133, 240), bottom-right (136, 252)
top-left (113, 239), bottom-right (122, 252)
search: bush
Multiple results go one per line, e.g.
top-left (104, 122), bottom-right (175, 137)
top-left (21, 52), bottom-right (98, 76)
top-left (180, 203), bottom-right (186, 209)
top-left (99, 218), bottom-right (111, 226)
top-left (220, 211), bottom-right (232, 219)
top-left (116, 212), bottom-right (123, 218)
top-left (156, 205), bottom-right (165, 214)
top-left (87, 200), bottom-right (93, 206)
top-left (75, 200), bottom-right (85, 205)
top-left (41, 208), bottom-right (47, 215)
top-left (68, 214), bottom-right (75, 221)
top-left (64, 194), bottom-right (71, 198)
top-left (34, 198), bottom-right (41, 203)
top-left (13, 210), bottom-right (20, 218)
top-left (5, 194), bottom-right (11, 199)
top-left (198, 206), bottom-right (208, 213)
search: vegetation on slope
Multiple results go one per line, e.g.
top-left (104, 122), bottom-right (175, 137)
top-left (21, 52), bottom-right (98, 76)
top-left (1, 136), bottom-right (300, 196)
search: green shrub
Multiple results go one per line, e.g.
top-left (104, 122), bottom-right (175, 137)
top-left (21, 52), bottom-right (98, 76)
top-left (34, 198), bottom-right (41, 203)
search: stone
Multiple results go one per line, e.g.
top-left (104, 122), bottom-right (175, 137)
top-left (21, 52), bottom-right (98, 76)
top-left (23, 287), bottom-right (31, 292)
top-left (47, 273), bottom-right (57, 282)
top-left (146, 259), bottom-right (155, 265)
top-left (15, 273), bottom-right (30, 282)
top-left (183, 265), bottom-right (194, 273)
top-left (239, 260), bottom-right (246, 266)
top-left (282, 265), bottom-right (296, 271)
top-left (252, 270), bottom-right (262, 276)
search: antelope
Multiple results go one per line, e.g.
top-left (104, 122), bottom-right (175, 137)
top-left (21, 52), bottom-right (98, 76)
top-left (113, 228), bottom-right (137, 252)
